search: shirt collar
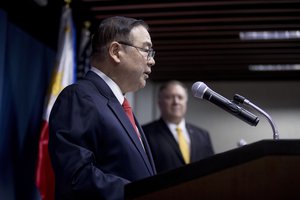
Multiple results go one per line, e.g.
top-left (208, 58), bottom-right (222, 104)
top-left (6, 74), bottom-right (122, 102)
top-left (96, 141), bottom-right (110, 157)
top-left (90, 66), bottom-right (124, 104)
top-left (165, 119), bottom-right (186, 130)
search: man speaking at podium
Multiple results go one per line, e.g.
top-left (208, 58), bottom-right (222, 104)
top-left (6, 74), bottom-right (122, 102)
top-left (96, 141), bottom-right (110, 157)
top-left (143, 81), bottom-right (214, 173)
top-left (48, 16), bottom-right (156, 200)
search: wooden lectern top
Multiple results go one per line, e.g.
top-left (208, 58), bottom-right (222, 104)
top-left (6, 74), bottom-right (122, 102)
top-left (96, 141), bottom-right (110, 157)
top-left (125, 139), bottom-right (300, 200)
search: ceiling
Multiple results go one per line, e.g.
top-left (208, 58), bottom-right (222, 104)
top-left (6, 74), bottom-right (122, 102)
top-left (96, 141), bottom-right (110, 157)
top-left (2, 0), bottom-right (300, 82)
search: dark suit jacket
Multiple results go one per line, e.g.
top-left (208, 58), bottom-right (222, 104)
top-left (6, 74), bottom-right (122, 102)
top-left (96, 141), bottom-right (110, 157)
top-left (48, 71), bottom-right (156, 200)
top-left (142, 118), bottom-right (214, 173)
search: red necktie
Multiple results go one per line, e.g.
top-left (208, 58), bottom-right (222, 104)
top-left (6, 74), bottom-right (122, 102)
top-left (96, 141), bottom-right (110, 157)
top-left (122, 98), bottom-right (141, 140)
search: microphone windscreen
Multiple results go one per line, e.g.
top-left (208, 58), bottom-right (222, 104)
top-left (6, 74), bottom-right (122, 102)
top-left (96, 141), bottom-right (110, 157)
top-left (191, 81), bottom-right (208, 99)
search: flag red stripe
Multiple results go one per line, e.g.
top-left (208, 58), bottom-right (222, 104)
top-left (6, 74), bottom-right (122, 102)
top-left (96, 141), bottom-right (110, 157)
top-left (35, 121), bottom-right (55, 200)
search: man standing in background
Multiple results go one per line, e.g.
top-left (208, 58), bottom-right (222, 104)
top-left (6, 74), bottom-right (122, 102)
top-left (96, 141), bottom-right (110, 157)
top-left (143, 80), bottom-right (214, 173)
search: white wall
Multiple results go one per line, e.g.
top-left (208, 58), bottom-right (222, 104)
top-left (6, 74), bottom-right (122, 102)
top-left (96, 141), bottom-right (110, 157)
top-left (134, 80), bottom-right (300, 154)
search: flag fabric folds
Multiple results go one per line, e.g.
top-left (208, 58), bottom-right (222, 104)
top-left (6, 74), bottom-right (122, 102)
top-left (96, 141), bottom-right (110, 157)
top-left (77, 21), bottom-right (92, 79)
top-left (35, 4), bottom-right (76, 200)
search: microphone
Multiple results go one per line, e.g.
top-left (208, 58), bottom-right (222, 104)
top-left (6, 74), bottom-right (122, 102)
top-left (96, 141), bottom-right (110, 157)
top-left (191, 81), bottom-right (259, 126)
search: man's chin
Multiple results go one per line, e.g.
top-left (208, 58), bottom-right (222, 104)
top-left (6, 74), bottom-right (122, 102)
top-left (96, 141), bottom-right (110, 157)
top-left (140, 79), bottom-right (147, 88)
top-left (133, 81), bottom-right (146, 92)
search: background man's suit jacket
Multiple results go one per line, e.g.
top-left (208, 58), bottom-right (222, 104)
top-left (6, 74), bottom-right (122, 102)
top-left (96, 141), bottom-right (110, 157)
top-left (49, 71), bottom-right (156, 200)
top-left (142, 118), bottom-right (214, 173)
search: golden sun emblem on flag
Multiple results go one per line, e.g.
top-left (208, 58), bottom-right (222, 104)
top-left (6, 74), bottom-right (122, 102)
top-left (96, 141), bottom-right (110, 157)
top-left (50, 71), bottom-right (63, 96)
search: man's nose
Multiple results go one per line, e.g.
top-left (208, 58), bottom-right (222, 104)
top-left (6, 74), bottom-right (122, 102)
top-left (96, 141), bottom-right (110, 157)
top-left (148, 57), bottom-right (155, 67)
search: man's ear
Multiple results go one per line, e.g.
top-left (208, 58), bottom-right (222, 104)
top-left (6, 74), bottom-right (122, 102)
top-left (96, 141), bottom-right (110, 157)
top-left (109, 42), bottom-right (121, 63)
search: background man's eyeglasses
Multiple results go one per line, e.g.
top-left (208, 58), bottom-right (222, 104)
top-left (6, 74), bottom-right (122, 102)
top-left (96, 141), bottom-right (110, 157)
top-left (118, 41), bottom-right (155, 60)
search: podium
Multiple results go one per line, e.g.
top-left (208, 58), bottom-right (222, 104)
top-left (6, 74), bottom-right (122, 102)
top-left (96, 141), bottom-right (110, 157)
top-left (125, 139), bottom-right (300, 200)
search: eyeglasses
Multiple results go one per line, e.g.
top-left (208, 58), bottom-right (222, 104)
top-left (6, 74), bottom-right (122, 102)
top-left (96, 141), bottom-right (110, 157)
top-left (118, 41), bottom-right (155, 61)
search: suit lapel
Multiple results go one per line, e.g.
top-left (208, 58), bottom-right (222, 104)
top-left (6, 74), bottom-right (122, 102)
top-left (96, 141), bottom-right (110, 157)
top-left (186, 124), bottom-right (196, 162)
top-left (85, 71), bottom-right (155, 175)
top-left (159, 119), bottom-right (186, 164)
top-left (135, 120), bottom-right (157, 174)
top-left (108, 101), bottom-right (153, 171)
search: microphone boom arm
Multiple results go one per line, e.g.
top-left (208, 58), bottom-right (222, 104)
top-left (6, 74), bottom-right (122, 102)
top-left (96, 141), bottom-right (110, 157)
top-left (234, 94), bottom-right (279, 140)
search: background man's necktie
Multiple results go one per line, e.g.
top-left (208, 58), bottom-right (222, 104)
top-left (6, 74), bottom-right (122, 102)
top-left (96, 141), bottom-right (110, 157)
top-left (122, 98), bottom-right (141, 140)
top-left (176, 126), bottom-right (190, 164)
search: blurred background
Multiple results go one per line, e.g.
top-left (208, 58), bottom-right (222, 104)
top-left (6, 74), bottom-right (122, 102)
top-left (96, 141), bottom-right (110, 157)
top-left (1, 0), bottom-right (300, 199)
